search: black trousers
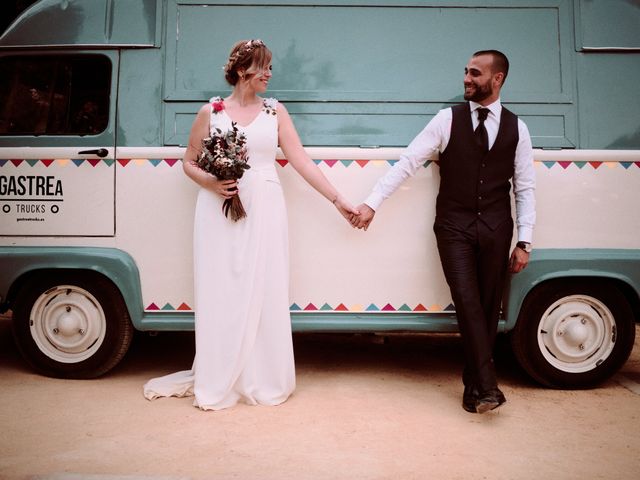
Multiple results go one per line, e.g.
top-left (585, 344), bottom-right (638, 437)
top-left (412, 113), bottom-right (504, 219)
top-left (434, 217), bottom-right (513, 392)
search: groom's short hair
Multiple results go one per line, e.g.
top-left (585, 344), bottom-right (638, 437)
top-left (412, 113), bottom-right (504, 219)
top-left (473, 50), bottom-right (509, 86)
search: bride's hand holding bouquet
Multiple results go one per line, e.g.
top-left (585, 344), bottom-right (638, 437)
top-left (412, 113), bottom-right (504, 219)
top-left (208, 177), bottom-right (238, 200)
top-left (196, 120), bottom-right (251, 221)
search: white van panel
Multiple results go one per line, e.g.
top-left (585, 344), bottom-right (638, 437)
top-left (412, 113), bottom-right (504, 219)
top-left (0, 147), bottom-right (115, 236)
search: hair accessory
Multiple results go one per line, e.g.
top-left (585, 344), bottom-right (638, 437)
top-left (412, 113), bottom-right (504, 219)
top-left (224, 39), bottom-right (267, 74)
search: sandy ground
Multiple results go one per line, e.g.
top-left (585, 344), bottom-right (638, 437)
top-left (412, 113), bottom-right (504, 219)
top-left (0, 315), bottom-right (639, 480)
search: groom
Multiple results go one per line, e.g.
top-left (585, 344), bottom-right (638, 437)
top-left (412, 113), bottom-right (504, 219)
top-left (353, 50), bottom-right (536, 413)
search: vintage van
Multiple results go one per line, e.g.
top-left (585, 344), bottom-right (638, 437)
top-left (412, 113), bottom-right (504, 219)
top-left (1, 0), bottom-right (639, 389)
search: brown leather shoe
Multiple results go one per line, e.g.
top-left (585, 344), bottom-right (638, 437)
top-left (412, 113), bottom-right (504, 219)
top-left (475, 388), bottom-right (506, 414)
top-left (462, 385), bottom-right (479, 413)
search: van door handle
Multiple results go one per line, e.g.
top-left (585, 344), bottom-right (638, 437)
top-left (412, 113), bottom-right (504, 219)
top-left (78, 148), bottom-right (108, 158)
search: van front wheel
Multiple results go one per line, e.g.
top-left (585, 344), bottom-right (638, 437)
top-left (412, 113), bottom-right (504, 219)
top-left (511, 280), bottom-right (635, 388)
top-left (12, 272), bottom-right (133, 378)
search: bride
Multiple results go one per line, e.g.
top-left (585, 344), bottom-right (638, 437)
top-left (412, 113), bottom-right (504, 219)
top-left (143, 39), bottom-right (359, 410)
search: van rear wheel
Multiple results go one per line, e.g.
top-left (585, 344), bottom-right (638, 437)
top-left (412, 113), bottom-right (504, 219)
top-left (12, 271), bottom-right (133, 378)
top-left (511, 279), bottom-right (635, 388)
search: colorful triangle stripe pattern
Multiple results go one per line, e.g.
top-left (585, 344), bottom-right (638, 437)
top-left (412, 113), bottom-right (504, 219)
top-left (144, 302), bottom-right (457, 312)
top-left (145, 302), bottom-right (194, 311)
top-left (0, 158), bottom-right (118, 167)
top-left (1, 158), bottom-right (639, 170)
top-left (0, 158), bottom-right (185, 168)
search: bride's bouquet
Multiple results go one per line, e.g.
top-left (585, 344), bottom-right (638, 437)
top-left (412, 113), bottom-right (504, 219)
top-left (196, 122), bottom-right (251, 221)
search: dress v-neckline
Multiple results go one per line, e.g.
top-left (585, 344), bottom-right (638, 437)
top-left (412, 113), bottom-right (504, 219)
top-left (222, 102), bottom-right (263, 128)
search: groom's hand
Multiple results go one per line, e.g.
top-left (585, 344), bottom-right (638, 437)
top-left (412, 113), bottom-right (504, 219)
top-left (509, 246), bottom-right (529, 273)
top-left (353, 204), bottom-right (375, 230)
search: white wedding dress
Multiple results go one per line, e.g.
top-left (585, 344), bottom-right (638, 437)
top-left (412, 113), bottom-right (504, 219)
top-left (143, 97), bottom-right (295, 410)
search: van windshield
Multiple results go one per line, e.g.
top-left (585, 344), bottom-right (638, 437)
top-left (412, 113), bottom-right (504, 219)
top-left (0, 54), bottom-right (111, 136)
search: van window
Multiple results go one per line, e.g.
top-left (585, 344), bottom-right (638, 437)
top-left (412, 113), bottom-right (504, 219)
top-left (0, 55), bottom-right (111, 136)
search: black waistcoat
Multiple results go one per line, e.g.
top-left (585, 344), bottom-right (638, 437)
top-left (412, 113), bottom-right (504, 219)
top-left (435, 102), bottom-right (519, 230)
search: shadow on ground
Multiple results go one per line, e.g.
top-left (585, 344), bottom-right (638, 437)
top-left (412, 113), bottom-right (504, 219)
top-left (0, 313), bottom-right (534, 388)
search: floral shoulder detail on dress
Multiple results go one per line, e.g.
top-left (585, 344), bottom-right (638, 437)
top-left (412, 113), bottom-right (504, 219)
top-left (262, 97), bottom-right (278, 116)
top-left (209, 96), bottom-right (225, 114)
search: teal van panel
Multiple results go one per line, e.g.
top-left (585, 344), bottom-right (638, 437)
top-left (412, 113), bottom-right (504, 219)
top-left (163, 0), bottom-right (577, 147)
top-left (503, 249), bottom-right (640, 331)
top-left (165, 100), bottom-right (577, 148)
top-left (117, 48), bottom-right (165, 146)
top-left (166, 101), bottom-right (441, 148)
top-left (291, 312), bottom-right (461, 333)
top-left (285, 102), bottom-right (576, 148)
top-left (0, 0), bottom-right (160, 48)
top-left (576, 53), bottom-right (640, 149)
top-left (575, 0), bottom-right (640, 50)
top-left (0, 246), bottom-right (144, 327)
top-left (137, 311), bottom-right (462, 333)
top-left (166, 1), bottom-right (573, 103)
top-left (2, 1), bottom-right (637, 149)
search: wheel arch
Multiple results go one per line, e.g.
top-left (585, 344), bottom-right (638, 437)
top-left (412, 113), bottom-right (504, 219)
top-left (504, 249), bottom-right (640, 332)
top-left (0, 247), bottom-right (143, 328)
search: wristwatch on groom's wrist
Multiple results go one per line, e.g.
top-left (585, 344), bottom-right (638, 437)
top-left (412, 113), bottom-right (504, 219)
top-left (516, 241), bottom-right (532, 253)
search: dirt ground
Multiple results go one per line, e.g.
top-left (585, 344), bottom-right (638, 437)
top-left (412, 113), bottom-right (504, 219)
top-left (0, 315), bottom-right (639, 480)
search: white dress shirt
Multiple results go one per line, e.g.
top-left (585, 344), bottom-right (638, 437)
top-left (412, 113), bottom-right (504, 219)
top-left (364, 99), bottom-right (536, 243)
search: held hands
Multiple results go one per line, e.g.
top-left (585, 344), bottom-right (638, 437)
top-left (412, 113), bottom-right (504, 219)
top-left (333, 195), bottom-right (361, 223)
top-left (351, 204), bottom-right (375, 230)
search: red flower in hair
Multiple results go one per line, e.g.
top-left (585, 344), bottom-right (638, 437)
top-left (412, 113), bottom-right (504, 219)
top-left (212, 100), bottom-right (225, 113)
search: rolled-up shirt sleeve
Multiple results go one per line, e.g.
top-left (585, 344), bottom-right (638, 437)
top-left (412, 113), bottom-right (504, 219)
top-left (513, 119), bottom-right (536, 243)
top-left (364, 109), bottom-right (450, 211)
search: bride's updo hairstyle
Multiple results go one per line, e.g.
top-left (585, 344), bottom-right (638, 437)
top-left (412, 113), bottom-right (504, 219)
top-left (224, 39), bottom-right (272, 86)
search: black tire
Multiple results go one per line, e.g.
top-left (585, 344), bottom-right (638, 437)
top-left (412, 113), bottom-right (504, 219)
top-left (511, 279), bottom-right (635, 388)
top-left (11, 270), bottom-right (133, 379)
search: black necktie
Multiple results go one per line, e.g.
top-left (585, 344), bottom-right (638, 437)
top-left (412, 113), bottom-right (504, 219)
top-left (475, 108), bottom-right (490, 152)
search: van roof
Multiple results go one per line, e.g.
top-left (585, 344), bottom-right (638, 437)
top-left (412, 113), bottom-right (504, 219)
top-left (0, 0), bottom-right (159, 49)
